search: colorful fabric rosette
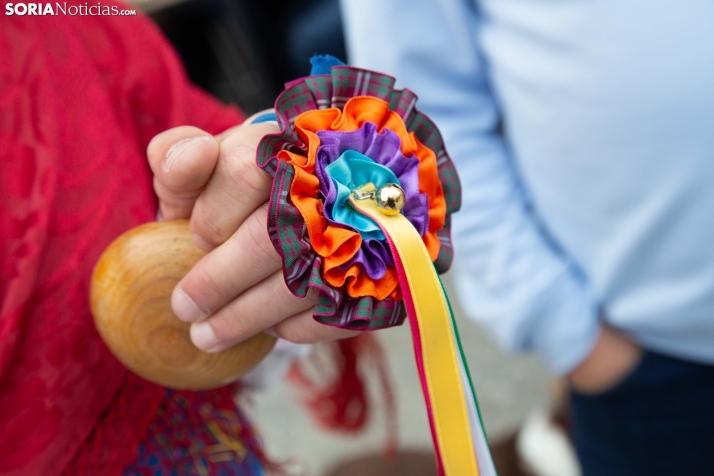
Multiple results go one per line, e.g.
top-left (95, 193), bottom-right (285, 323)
top-left (255, 57), bottom-right (496, 476)
top-left (256, 57), bottom-right (458, 330)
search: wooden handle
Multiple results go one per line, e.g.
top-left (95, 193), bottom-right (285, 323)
top-left (90, 220), bottom-right (276, 390)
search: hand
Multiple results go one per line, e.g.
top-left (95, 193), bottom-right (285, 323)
top-left (567, 325), bottom-right (642, 395)
top-left (147, 124), bottom-right (360, 352)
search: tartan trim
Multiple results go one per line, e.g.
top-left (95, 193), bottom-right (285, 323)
top-left (305, 76), bottom-right (333, 110)
top-left (256, 65), bottom-right (461, 330)
top-left (388, 88), bottom-right (418, 120)
top-left (267, 162), bottom-right (311, 292)
top-left (315, 296), bottom-right (406, 330)
top-left (331, 66), bottom-right (396, 108)
top-left (276, 82), bottom-right (319, 122)
top-left (434, 216), bottom-right (454, 274)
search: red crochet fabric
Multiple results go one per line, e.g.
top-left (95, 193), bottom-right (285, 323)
top-left (0, 4), bottom-right (244, 475)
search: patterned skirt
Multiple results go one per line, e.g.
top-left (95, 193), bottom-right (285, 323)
top-left (122, 389), bottom-right (264, 476)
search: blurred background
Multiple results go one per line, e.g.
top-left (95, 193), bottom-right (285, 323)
top-left (135, 0), bottom-right (347, 114)
top-left (131, 0), bottom-right (556, 474)
top-left (249, 276), bottom-right (553, 476)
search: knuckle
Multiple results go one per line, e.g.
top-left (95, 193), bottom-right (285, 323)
top-left (147, 126), bottom-right (208, 172)
top-left (182, 267), bottom-right (225, 313)
top-left (214, 306), bottom-right (253, 344)
top-left (191, 205), bottom-right (228, 248)
top-left (242, 207), bottom-right (280, 264)
top-left (220, 141), bottom-right (270, 201)
top-left (164, 138), bottom-right (217, 189)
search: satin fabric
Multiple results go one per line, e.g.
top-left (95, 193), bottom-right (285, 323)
top-left (350, 194), bottom-right (482, 476)
top-left (324, 151), bottom-right (400, 241)
top-left (317, 124), bottom-right (428, 237)
top-left (316, 125), bottom-right (429, 280)
top-left (277, 97), bottom-right (446, 299)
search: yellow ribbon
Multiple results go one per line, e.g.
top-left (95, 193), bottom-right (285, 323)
top-left (350, 188), bottom-right (480, 476)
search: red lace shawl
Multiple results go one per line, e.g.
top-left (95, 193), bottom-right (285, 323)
top-left (0, 4), bottom-right (244, 474)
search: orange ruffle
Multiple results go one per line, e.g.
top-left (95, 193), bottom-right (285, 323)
top-left (278, 96), bottom-right (446, 299)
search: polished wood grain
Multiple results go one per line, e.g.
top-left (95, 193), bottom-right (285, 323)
top-left (90, 220), bottom-right (276, 390)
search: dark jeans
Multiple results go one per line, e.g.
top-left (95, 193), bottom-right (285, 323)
top-left (570, 350), bottom-right (714, 476)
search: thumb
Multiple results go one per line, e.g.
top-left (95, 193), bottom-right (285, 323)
top-left (147, 126), bottom-right (220, 220)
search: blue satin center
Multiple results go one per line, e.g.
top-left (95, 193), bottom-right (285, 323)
top-left (325, 150), bottom-right (401, 240)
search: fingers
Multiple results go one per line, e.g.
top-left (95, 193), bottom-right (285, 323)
top-left (270, 310), bottom-right (361, 344)
top-left (147, 126), bottom-right (220, 220)
top-left (190, 122), bottom-right (279, 250)
top-left (188, 271), bottom-right (318, 352)
top-left (171, 204), bottom-right (281, 322)
top-left (154, 120), bottom-right (357, 352)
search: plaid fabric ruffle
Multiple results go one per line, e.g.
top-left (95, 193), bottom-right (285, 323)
top-left (256, 66), bottom-right (461, 330)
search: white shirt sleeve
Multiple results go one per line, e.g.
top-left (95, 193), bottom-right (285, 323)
top-left (340, 0), bottom-right (600, 373)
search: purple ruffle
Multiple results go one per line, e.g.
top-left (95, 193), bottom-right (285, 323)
top-left (314, 123), bottom-right (429, 280)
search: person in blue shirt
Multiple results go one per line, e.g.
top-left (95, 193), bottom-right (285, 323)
top-left (341, 0), bottom-right (714, 474)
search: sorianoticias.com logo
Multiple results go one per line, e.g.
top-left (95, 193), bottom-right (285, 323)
top-left (5, 3), bottom-right (137, 15)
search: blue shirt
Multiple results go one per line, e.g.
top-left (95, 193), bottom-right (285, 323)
top-left (341, 0), bottom-right (714, 373)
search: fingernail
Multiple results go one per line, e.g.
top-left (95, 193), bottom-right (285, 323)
top-left (191, 321), bottom-right (219, 352)
top-left (171, 289), bottom-right (205, 323)
top-left (164, 136), bottom-right (211, 173)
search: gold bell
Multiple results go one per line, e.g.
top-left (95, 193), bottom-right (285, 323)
top-left (375, 183), bottom-right (406, 216)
